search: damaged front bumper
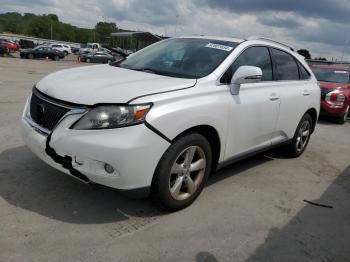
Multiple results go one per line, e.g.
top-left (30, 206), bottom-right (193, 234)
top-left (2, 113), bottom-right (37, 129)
top-left (20, 98), bottom-right (170, 195)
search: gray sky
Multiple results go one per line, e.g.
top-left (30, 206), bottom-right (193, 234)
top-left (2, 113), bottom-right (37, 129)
top-left (1, 0), bottom-right (350, 60)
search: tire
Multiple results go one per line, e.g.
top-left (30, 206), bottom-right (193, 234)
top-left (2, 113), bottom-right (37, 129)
top-left (107, 59), bottom-right (111, 64)
top-left (53, 55), bottom-right (60, 61)
top-left (281, 113), bottom-right (313, 158)
top-left (335, 105), bottom-right (349, 124)
top-left (64, 51), bottom-right (68, 56)
top-left (27, 54), bottom-right (34, 59)
top-left (86, 58), bottom-right (91, 63)
top-left (151, 133), bottom-right (212, 211)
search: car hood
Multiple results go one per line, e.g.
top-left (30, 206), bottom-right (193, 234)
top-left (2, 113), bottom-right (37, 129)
top-left (319, 81), bottom-right (349, 90)
top-left (36, 65), bottom-right (196, 105)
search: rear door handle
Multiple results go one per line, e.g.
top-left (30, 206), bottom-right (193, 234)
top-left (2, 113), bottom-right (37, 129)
top-left (303, 90), bottom-right (310, 96)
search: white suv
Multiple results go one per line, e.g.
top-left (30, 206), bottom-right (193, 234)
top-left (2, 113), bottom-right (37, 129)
top-left (50, 44), bottom-right (72, 56)
top-left (21, 36), bottom-right (320, 210)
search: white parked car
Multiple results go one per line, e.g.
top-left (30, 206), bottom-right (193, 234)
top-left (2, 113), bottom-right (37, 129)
top-left (49, 44), bottom-right (72, 56)
top-left (79, 43), bottom-right (101, 55)
top-left (21, 36), bottom-right (320, 210)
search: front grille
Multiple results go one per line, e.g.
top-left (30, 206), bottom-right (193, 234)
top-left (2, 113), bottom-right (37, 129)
top-left (320, 89), bottom-right (331, 101)
top-left (29, 90), bottom-right (73, 131)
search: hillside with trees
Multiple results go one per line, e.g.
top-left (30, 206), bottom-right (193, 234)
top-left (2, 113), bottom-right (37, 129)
top-left (0, 12), bottom-right (118, 43)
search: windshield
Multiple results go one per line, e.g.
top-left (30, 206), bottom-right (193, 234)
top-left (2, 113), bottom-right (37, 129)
top-left (311, 67), bottom-right (350, 84)
top-left (117, 38), bottom-right (239, 79)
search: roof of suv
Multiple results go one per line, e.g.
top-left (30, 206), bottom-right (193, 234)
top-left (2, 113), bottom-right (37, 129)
top-left (179, 35), bottom-right (296, 53)
top-left (179, 35), bottom-right (245, 43)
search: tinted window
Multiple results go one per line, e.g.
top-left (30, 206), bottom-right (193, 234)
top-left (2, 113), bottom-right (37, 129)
top-left (298, 62), bottom-right (311, 80)
top-left (271, 48), bottom-right (299, 80)
top-left (221, 46), bottom-right (273, 83)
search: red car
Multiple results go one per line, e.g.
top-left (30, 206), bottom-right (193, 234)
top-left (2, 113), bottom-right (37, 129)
top-left (310, 64), bottom-right (350, 124)
top-left (0, 40), bottom-right (20, 52)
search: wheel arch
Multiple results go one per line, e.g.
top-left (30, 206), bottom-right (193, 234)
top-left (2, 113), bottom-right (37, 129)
top-left (305, 108), bottom-right (318, 133)
top-left (171, 125), bottom-right (221, 173)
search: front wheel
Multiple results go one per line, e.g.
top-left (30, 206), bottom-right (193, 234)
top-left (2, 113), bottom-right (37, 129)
top-left (336, 105), bottom-right (349, 124)
top-left (281, 113), bottom-right (313, 157)
top-left (151, 133), bottom-right (212, 211)
top-left (53, 55), bottom-right (60, 61)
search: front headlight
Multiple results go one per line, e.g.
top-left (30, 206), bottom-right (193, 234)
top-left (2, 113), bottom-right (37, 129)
top-left (71, 104), bottom-right (152, 130)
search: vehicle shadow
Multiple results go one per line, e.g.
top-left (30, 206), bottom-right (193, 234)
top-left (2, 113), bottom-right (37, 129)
top-left (246, 165), bottom-right (350, 262)
top-left (0, 146), bottom-right (276, 225)
top-left (208, 153), bottom-right (273, 186)
top-left (0, 146), bottom-right (164, 224)
top-left (196, 251), bottom-right (219, 262)
top-left (317, 115), bottom-right (349, 125)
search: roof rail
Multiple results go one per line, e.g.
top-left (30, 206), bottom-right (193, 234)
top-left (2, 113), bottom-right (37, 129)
top-left (247, 36), bottom-right (295, 51)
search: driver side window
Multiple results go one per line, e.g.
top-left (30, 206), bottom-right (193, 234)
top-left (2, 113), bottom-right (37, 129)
top-left (221, 46), bottom-right (273, 83)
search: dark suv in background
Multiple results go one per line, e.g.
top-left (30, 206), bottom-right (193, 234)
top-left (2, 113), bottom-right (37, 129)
top-left (310, 64), bottom-right (350, 124)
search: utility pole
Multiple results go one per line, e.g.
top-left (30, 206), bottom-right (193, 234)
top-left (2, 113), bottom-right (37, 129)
top-left (340, 39), bottom-right (348, 62)
top-left (50, 22), bottom-right (53, 40)
top-left (175, 14), bottom-right (179, 36)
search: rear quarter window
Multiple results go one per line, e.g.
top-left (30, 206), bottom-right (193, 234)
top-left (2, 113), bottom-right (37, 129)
top-left (297, 62), bottom-right (311, 80)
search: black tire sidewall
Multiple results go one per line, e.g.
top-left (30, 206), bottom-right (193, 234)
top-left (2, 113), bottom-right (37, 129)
top-left (152, 133), bottom-right (212, 211)
top-left (336, 105), bottom-right (349, 124)
top-left (291, 114), bottom-right (313, 157)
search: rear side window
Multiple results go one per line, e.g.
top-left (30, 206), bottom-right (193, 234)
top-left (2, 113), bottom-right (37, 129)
top-left (221, 46), bottom-right (273, 83)
top-left (271, 48), bottom-right (299, 80)
top-left (297, 62), bottom-right (311, 80)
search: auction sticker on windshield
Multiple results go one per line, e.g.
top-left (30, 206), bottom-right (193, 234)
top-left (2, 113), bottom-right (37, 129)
top-left (205, 43), bottom-right (234, 52)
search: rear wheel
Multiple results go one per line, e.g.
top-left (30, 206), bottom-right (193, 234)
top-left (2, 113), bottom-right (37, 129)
top-left (152, 133), bottom-right (212, 211)
top-left (27, 54), bottom-right (34, 59)
top-left (64, 51), bottom-right (68, 56)
top-left (86, 58), bottom-right (91, 63)
top-left (53, 55), bottom-right (60, 61)
top-left (281, 113), bottom-right (313, 157)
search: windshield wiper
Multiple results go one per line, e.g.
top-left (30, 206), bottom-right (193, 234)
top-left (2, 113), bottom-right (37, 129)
top-left (133, 68), bottom-right (157, 74)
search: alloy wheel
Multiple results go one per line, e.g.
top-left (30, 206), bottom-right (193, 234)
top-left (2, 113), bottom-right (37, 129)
top-left (169, 146), bottom-right (206, 201)
top-left (295, 120), bottom-right (311, 153)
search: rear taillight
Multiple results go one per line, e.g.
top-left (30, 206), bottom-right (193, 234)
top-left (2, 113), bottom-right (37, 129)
top-left (325, 89), bottom-right (346, 107)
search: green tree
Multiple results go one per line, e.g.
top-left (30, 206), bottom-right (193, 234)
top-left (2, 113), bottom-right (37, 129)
top-left (47, 14), bottom-right (58, 21)
top-left (0, 12), bottom-right (120, 44)
top-left (297, 49), bottom-right (311, 59)
top-left (94, 21), bottom-right (118, 42)
top-left (27, 16), bottom-right (52, 38)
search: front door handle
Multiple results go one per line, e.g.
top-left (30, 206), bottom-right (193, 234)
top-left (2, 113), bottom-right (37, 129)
top-left (303, 90), bottom-right (310, 96)
top-left (269, 93), bottom-right (280, 101)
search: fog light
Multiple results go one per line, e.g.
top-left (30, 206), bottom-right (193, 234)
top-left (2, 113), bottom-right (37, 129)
top-left (104, 163), bottom-right (115, 174)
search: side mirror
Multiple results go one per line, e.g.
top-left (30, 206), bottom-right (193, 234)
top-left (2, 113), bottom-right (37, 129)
top-left (230, 66), bottom-right (263, 95)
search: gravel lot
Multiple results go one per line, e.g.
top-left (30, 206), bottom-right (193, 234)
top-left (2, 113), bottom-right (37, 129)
top-left (0, 55), bottom-right (349, 262)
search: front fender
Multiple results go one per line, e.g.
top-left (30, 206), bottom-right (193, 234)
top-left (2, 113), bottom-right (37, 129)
top-left (144, 88), bottom-right (230, 162)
